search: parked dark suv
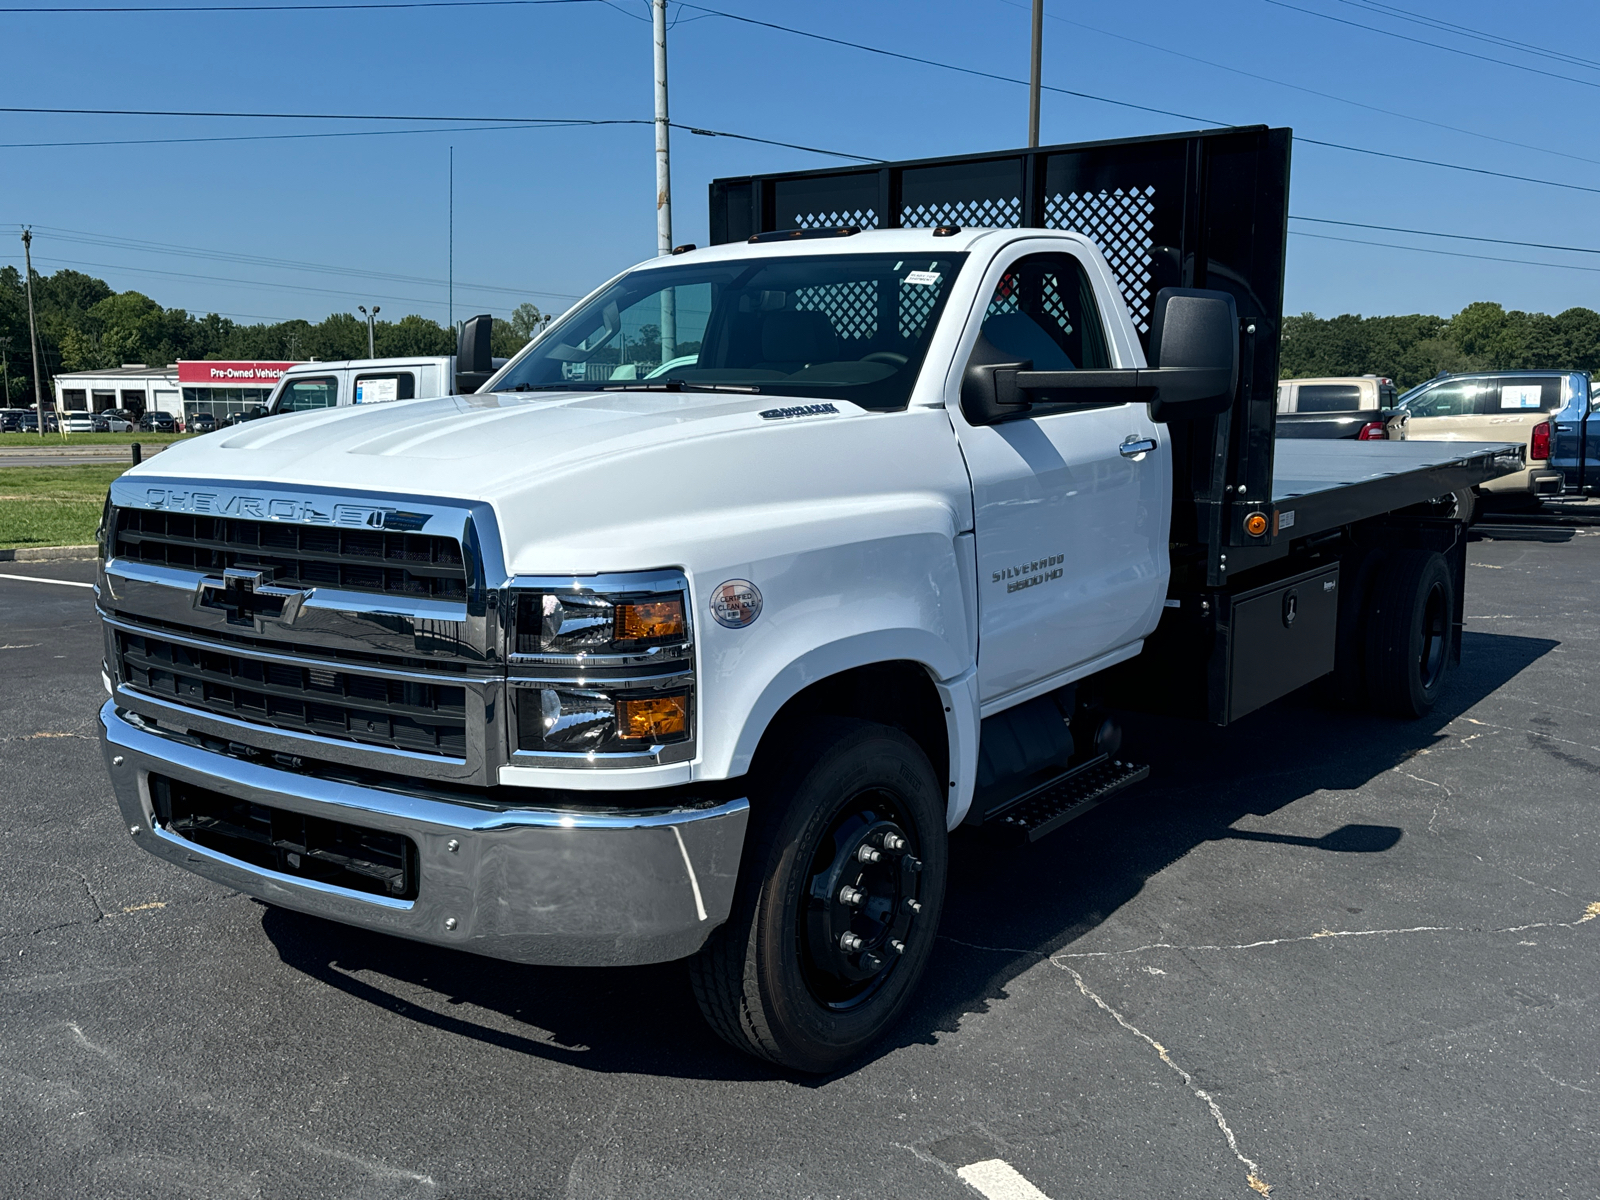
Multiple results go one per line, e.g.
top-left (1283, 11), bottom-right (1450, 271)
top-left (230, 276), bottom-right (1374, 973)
top-left (0, 409), bottom-right (25, 432)
top-left (139, 411), bottom-right (179, 433)
top-left (188, 412), bottom-right (218, 434)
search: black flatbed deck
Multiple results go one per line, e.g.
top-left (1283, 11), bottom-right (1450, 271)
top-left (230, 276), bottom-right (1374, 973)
top-left (1270, 439), bottom-right (1520, 540)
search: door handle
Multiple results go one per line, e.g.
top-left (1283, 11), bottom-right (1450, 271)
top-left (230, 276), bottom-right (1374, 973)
top-left (1120, 436), bottom-right (1158, 458)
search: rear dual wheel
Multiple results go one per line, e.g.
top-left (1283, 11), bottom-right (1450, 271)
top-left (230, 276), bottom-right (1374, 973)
top-left (690, 718), bottom-right (947, 1074)
top-left (1363, 548), bottom-right (1455, 717)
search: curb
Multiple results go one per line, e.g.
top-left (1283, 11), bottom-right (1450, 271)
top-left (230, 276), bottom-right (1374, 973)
top-left (0, 545), bottom-right (98, 562)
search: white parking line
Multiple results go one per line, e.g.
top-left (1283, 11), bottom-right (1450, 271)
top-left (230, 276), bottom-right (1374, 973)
top-left (0, 573), bottom-right (94, 589)
top-left (956, 1159), bottom-right (1053, 1200)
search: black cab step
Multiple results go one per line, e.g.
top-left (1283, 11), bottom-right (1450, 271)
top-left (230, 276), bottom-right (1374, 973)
top-left (986, 756), bottom-right (1150, 843)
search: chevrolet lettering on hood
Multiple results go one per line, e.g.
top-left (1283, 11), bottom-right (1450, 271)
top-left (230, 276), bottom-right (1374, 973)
top-left (141, 486), bottom-right (429, 531)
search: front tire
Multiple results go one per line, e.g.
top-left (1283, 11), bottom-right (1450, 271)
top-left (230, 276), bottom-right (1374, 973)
top-left (689, 718), bottom-right (947, 1073)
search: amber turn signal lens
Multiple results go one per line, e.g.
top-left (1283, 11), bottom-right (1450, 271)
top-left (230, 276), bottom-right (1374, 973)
top-left (614, 597), bottom-right (686, 643)
top-left (1244, 512), bottom-right (1269, 537)
top-left (617, 693), bottom-right (689, 741)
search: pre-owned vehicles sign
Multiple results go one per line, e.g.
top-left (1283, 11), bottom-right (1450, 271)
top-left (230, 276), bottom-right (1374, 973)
top-left (176, 361), bottom-right (297, 385)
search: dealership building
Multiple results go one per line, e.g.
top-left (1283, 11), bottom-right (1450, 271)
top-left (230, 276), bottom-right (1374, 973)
top-left (53, 360), bottom-right (301, 425)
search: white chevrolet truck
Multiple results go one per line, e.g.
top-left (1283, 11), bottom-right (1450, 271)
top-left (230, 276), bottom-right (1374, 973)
top-left (96, 128), bottom-right (1517, 1072)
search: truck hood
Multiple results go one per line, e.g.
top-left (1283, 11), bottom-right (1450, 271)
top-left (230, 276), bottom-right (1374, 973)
top-left (152, 390), bottom-right (798, 495)
top-left (129, 389), bottom-right (974, 574)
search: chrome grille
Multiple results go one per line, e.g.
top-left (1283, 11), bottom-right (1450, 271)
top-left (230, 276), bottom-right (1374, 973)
top-left (113, 509), bottom-right (467, 600)
top-left (117, 630), bottom-right (467, 758)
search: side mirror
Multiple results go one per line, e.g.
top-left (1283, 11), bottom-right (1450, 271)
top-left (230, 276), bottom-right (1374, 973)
top-left (959, 333), bottom-right (1031, 426)
top-left (455, 313), bottom-right (495, 393)
top-left (1146, 288), bottom-right (1239, 422)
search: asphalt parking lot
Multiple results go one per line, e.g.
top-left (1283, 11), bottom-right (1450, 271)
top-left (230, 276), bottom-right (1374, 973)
top-left (2, 512), bottom-right (1597, 1200)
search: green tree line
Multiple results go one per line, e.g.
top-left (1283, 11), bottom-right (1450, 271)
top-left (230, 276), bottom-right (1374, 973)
top-left (1280, 302), bottom-right (1600, 390)
top-left (0, 265), bottom-right (548, 405)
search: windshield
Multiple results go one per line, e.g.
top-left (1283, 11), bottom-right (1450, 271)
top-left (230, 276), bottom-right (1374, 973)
top-left (489, 251), bottom-right (969, 410)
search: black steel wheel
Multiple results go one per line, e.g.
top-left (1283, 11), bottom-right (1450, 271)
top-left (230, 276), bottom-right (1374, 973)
top-left (689, 718), bottom-right (947, 1073)
top-left (1364, 549), bottom-right (1455, 717)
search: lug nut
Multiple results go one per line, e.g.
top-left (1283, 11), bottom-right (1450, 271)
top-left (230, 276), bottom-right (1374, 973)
top-left (882, 832), bottom-right (907, 853)
top-left (446, 839), bottom-right (460, 853)
top-left (112, 756), bottom-right (124, 767)
top-left (838, 885), bottom-right (866, 908)
top-left (901, 897), bottom-right (922, 915)
top-left (889, 939), bottom-right (906, 955)
top-left (444, 917), bottom-right (458, 931)
top-left (857, 845), bottom-right (883, 864)
top-left (129, 824), bottom-right (141, 836)
top-left (903, 855), bottom-right (923, 874)
top-left (860, 951), bottom-right (886, 972)
top-left (839, 931), bottom-right (865, 953)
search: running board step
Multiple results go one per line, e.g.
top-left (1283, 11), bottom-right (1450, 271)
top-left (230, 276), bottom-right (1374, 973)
top-left (987, 757), bottom-right (1150, 843)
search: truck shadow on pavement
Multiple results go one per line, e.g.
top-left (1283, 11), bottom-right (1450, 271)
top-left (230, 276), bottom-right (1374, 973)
top-left (260, 629), bottom-right (1555, 1082)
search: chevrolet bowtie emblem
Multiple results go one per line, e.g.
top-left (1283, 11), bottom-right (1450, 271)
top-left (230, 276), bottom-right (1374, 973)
top-left (194, 567), bottom-right (312, 626)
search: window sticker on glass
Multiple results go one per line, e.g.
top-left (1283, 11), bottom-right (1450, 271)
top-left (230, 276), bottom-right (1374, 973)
top-left (1500, 384), bottom-right (1542, 410)
top-left (904, 270), bottom-right (942, 286)
top-left (355, 377), bottom-right (399, 404)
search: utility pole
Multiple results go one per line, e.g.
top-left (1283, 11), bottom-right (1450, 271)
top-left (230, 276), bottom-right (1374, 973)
top-left (21, 228), bottom-right (46, 439)
top-left (653, 0), bottom-right (676, 361)
top-left (359, 305), bottom-right (380, 357)
top-left (0, 336), bottom-right (11, 409)
top-left (1028, 0), bottom-right (1043, 148)
top-left (449, 146), bottom-right (454, 330)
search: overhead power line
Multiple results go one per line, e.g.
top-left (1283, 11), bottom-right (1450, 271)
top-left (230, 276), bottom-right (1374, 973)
top-left (1290, 231), bottom-right (1600, 276)
top-left (996, 0), bottom-right (1600, 171)
top-left (0, 120), bottom-right (600, 150)
top-left (1289, 216), bottom-right (1600, 258)
top-left (1332, 0), bottom-right (1600, 75)
top-left (673, 2), bottom-right (1229, 127)
top-left (0, 0), bottom-right (587, 10)
top-left (671, 6), bottom-right (1600, 200)
top-left (6, 3), bottom-right (1594, 202)
top-left (1296, 137), bottom-right (1600, 197)
top-left (0, 107), bottom-right (882, 161)
top-left (1259, 0), bottom-right (1600, 91)
top-left (5, 222), bottom-right (581, 299)
top-left (16, 252), bottom-right (503, 309)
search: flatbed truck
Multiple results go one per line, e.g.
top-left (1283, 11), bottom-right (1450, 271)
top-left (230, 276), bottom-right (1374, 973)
top-left (96, 126), bottom-right (1518, 1071)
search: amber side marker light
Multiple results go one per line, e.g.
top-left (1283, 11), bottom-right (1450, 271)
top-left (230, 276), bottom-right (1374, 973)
top-left (614, 598), bottom-right (686, 643)
top-left (618, 693), bottom-right (689, 741)
top-left (1244, 512), bottom-right (1269, 537)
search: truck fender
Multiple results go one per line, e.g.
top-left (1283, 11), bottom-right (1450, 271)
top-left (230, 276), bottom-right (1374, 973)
top-left (724, 630), bottom-right (980, 828)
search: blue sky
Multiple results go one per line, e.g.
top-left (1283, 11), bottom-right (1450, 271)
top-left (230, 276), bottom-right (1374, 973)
top-left (4, 0), bottom-right (1597, 327)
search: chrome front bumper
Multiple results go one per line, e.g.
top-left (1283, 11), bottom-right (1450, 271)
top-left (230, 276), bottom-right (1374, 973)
top-left (100, 701), bottom-right (749, 966)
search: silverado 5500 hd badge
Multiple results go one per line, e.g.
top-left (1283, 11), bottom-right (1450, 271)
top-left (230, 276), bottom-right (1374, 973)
top-left (995, 553), bottom-right (1065, 594)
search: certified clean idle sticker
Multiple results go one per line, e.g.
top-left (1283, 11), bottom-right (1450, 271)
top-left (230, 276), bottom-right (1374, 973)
top-left (710, 579), bottom-right (762, 628)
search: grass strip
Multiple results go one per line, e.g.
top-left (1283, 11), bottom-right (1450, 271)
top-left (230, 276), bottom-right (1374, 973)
top-left (0, 464), bottom-right (126, 550)
top-left (0, 432), bottom-right (190, 448)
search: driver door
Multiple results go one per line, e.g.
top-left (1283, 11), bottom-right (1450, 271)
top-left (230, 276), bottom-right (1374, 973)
top-left (951, 248), bottom-right (1170, 707)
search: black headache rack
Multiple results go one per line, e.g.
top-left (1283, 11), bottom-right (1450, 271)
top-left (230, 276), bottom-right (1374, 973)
top-left (713, 127), bottom-right (1517, 731)
top-left (710, 124), bottom-right (1292, 584)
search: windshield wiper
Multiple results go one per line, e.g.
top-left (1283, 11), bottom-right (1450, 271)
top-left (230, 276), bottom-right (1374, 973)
top-left (599, 378), bottom-right (761, 394)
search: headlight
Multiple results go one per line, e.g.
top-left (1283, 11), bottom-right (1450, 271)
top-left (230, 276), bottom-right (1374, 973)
top-left (516, 590), bottom-right (687, 657)
top-left (507, 572), bottom-right (695, 768)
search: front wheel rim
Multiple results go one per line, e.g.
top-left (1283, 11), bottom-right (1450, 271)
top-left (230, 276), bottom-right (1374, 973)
top-left (798, 787), bottom-right (924, 1011)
